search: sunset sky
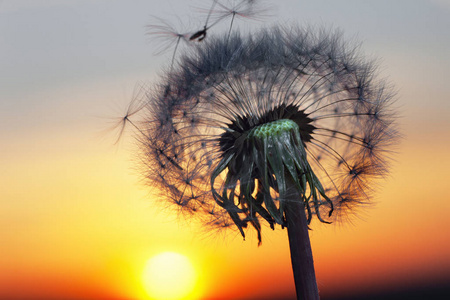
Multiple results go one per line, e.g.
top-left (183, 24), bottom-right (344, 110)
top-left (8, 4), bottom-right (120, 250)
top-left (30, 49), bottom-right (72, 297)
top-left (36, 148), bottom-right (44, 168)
top-left (1, 0), bottom-right (449, 299)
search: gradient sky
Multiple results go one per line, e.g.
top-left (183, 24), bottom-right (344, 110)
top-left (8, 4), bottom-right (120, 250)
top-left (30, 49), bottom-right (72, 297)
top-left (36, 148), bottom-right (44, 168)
top-left (1, 0), bottom-right (450, 299)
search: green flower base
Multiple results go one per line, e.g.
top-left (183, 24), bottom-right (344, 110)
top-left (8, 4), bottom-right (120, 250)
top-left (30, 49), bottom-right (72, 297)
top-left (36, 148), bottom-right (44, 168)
top-left (249, 119), bottom-right (299, 139)
top-left (211, 117), bottom-right (333, 244)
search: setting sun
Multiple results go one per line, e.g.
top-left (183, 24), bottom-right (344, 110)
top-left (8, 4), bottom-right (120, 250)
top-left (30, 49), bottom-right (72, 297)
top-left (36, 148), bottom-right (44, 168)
top-left (142, 252), bottom-right (197, 300)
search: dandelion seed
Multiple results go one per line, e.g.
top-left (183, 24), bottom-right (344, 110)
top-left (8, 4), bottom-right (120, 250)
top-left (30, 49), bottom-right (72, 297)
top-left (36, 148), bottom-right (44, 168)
top-left (107, 84), bottom-right (146, 145)
top-left (211, 0), bottom-right (273, 40)
top-left (189, 0), bottom-right (219, 41)
top-left (146, 17), bottom-right (191, 69)
top-left (190, 0), bottom-right (272, 42)
top-left (189, 26), bottom-right (208, 42)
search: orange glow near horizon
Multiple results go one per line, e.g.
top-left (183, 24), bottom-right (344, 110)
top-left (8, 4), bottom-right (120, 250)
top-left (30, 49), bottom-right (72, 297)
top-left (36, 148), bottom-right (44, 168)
top-left (2, 1), bottom-right (450, 299)
top-left (1, 127), bottom-right (450, 299)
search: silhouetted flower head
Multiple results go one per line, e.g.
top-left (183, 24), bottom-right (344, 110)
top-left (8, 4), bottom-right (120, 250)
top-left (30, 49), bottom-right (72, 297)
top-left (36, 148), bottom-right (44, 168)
top-left (139, 26), bottom-right (398, 244)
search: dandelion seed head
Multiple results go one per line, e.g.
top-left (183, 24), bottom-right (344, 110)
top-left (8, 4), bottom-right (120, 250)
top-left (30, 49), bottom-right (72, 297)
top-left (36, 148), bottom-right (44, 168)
top-left (139, 25), bottom-right (399, 243)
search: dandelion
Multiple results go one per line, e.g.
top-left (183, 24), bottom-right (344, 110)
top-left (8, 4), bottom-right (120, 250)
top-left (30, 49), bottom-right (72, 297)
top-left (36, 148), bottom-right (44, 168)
top-left (135, 25), bottom-right (398, 299)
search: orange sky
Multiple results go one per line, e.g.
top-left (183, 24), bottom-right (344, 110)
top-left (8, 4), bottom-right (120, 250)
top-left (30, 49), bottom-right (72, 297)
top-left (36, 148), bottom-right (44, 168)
top-left (1, 1), bottom-right (450, 299)
top-left (1, 123), bottom-right (449, 299)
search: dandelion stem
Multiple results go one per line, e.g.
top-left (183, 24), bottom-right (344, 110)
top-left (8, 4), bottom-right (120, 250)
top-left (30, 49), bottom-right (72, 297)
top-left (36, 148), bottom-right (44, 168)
top-left (205, 0), bottom-right (219, 28)
top-left (170, 36), bottom-right (182, 71)
top-left (227, 13), bottom-right (236, 42)
top-left (285, 174), bottom-right (319, 300)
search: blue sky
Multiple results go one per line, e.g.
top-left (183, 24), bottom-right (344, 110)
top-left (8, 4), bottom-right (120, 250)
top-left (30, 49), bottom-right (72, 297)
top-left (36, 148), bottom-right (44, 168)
top-left (1, 0), bottom-right (449, 134)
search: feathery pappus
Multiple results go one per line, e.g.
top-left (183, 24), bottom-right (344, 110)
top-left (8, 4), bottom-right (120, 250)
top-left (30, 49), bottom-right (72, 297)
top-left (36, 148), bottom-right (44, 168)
top-left (133, 25), bottom-right (398, 245)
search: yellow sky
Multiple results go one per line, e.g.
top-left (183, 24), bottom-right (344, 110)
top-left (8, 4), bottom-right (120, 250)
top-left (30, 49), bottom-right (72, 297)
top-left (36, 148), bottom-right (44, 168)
top-left (1, 116), bottom-right (449, 299)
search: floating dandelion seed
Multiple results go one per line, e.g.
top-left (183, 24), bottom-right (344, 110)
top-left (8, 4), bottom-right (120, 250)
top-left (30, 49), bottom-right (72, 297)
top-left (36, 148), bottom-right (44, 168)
top-left (146, 17), bottom-right (191, 53)
top-left (146, 17), bottom-right (192, 70)
top-left (211, 0), bottom-right (274, 24)
top-left (190, 0), bottom-right (272, 42)
top-left (107, 84), bottom-right (147, 145)
top-left (208, 0), bottom-right (274, 39)
top-left (189, 0), bottom-right (219, 42)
